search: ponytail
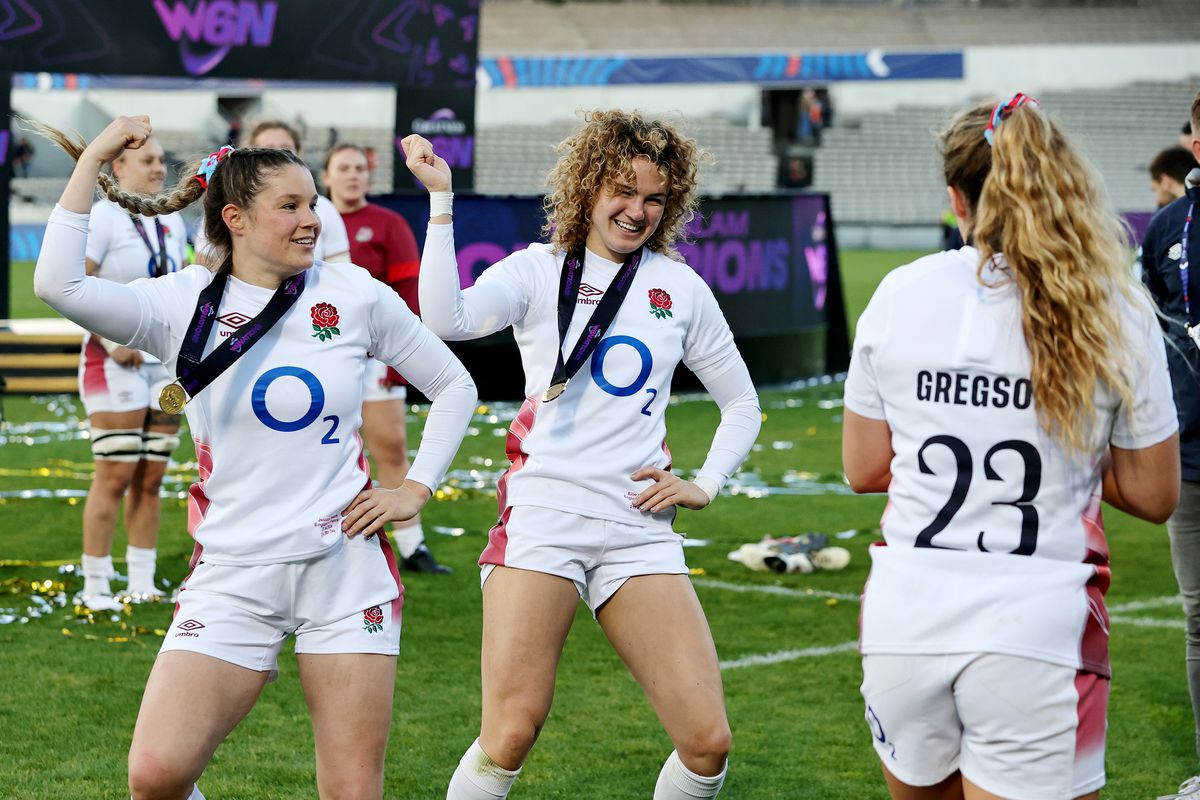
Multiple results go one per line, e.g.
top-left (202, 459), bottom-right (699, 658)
top-left (972, 101), bottom-right (1139, 451)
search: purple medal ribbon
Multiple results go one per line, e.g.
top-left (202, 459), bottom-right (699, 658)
top-left (173, 271), bottom-right (307, 400)
top-left (544, 245), bottom-right (645, 402)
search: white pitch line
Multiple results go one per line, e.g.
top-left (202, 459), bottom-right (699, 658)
top-left (720, 641), bottom-right (859, 670)
top-left (692, 578), bottom-right (861, 602)
top-left (1108, 596), bottom-right (1182, 613)
top-left (1110, 615), bottom-right (1186, 630)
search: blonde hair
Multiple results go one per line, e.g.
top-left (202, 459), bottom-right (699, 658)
top-left (941, 101), bottom-right (1140, 451)
top-left (542, 110), bottom-right (707, 260)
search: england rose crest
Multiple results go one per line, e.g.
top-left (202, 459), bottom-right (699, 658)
top-left (363, 605), bottom-right (384, 634)
top-left (648, 288), bottom-right (673, 319)
top-left (311, 302), bottom-right (341, 341)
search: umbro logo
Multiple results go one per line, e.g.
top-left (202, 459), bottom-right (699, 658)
top-left (217, 312), bottom-right (252, 337)
top-left (175, 618), bottom-right (205, 638)
top-left (578, 283), bottom-right (604, 306)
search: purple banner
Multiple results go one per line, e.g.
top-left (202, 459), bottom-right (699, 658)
top-left (375, 193), bottom-right (835, 339)
top-left (1, 0), bottom-right (477, 86)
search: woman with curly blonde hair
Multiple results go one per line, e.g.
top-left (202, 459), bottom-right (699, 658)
top-left (405, 110), bottom-right (761, 799)
top-left (843, 95), bottom-right (1180, 800)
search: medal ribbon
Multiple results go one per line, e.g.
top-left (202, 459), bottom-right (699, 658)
top-left (1181, 201), bottom-right (1194, 327)
top-left (173, 271), bottom-right (307, 401)
top-left (546, 245), bottom-right (644, 400)
top-left (130, 215), bottom-right (170, 278)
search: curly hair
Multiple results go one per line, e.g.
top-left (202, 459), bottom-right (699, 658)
top-left (542, 110), bottom-right (707, 260)
top-left (34, 121), bottom-right (308, 276)
top-left (941, 101), bottom-right (1143, 452)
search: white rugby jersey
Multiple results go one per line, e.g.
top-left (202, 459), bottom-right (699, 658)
top-left (85, 199), bottom-right (188, 364)
top-left (846, 246), bottom-right (1178, 675)
top-left (38, 206), bottom-right (476, 566)
top-left (194, 194), bottom-right (350, 263)
top-left (420, 223), bottom-right (761, 527)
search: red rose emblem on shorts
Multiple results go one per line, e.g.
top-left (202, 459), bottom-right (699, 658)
top-left (363, 605), bottom-right (384, 634)
top-left (648, 288), bottom-right (673, 319)
top-left (310, 302), bottom-right (341, 342)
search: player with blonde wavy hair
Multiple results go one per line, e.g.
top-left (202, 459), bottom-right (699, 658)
top-left (406, 109), bottom-right (761, 799)
top-left (843, 95), bottom-right (1180, 800)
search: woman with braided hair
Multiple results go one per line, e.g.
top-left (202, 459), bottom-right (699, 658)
top-left (843, 95), bottom-right (1180, 799)
top-left (74, 134), bottom-right (188, 610)
top-left (405, 109), bottom-right (761, 799)
top-left (34, 115), bottom-right (477, 800)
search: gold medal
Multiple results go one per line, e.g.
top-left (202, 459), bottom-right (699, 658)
top-left (541, 381), bottom-right (568, 403)
top-left (158, 382), bottom-right (187, 415)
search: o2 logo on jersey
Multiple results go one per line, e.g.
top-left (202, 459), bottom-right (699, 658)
top-left (590, 335), bottom-right (658, 416)
top-left (251, 366), bottom-right (340, 444)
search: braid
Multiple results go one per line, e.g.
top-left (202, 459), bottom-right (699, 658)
top-left (29, 119), bottom-right (205, 217)
top-left (96, 172), bottom-right (205, 216)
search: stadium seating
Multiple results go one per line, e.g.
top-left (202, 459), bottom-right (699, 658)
top-left (811, 80), bottom-right (1200, 224)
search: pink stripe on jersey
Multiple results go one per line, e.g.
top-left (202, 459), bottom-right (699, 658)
top-left (1074, 670), bottom-right (1110, 772)
top-left (661, 439), bottom-right (673, 471)
top-left (187, 438), bottom-right (214, 558)
top-left (377, 534), bottom-right (405, 624)
top-left (1079, 496), bottom-right (1112, 676)
top-left (481, 396), bottom-right (539, 566)
top-left (81, 335), bottom-right (109, 397)
top-left (354, 430), bottom-right (372, 492)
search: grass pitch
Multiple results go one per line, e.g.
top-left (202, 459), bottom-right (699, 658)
top-left (1, 253), bottom-right (1195, 798)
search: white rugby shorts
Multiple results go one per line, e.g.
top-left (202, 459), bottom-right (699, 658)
top-left (161, 534), bottom-right (403, 678)
top-left (861, 652), bottom-right (1108, 799)
top-left (78, 337), bottom-right (174, 416)
top-left (479, 504), bottom-right (687, 614)
top-left (362, 358), bottom-right (407, 404)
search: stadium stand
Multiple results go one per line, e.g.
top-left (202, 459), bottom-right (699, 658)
top-left (479, 0), bottom-right (1200, 52)
top-left (475, 118), bottom-right (778, 196)
top-left (811, 79), bottom-right (1200, 224)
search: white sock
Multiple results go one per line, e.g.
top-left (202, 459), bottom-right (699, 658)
top-left (188, 785), bottom-right (205, 800)
top-left (394, 524), bottom-right (425, 559)
top-left (125, 545), bottom-right (158, 593)
top-left (654, 750), bottom-right (727, 799)
top-left (446, 739), bottom-right (520, 799)
top-left (81, 553), bottom-right (114, 597)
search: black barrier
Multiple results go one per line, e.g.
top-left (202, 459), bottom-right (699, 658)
top-left (376, 192), bottom-right (848, 397)
top-left (0, 74), bottom-right (9, 321)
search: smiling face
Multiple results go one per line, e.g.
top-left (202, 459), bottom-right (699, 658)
top-left (323, 147), bottom-right (369, 210)
top-left (584, 156), bottom-right (669, 262)
top-left (229, 163), bottom-right (321, 277)
top-left (113, 138), bottom-right (166, 195)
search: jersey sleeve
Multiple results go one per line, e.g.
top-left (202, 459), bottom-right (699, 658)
top-left (679, 277), bottom-right (762, 493)
top-left (843, 274), bottom-right (892, 420)
top-left (1110, 295), bottom-right (1179, 450)
top-left (418, 222), bottom-right (531, 341)
top-left (366, 279), bottom-right (477, 491)
top-left (681, 277), bottom-right (738, 375)
top-left (317, 200), bottom-right (350, 261)
top-left (84, 203), bottom-right (113, 265)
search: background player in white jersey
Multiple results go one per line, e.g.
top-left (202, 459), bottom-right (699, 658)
top-left (843, 95), bottom-right (1181, 800)
top-left (324, 142), bottom-right (450, 574)
top-left (77, 135), bottom-right (188, 610)
top-left (404, 110), bottom-right (762, 800)
top-left (193, 119), bottom-right (350, 265)
top-left (33, 115), bottom-right (477, 800)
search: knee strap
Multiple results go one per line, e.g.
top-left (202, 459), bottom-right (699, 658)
top-left (141, 430), bottom-right (181, 462)
top-left (89, 427), bottom-right (143, 462)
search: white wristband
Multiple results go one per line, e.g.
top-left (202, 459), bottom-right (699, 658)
top-left (429, 191), bottom-right (454, 218)
top-left (693, 476), bottom-right (721, 504)
top-left (98, 337), bottom-right (120, 354)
